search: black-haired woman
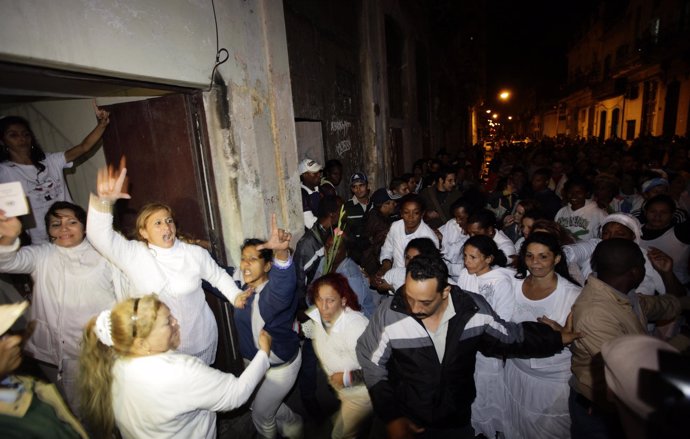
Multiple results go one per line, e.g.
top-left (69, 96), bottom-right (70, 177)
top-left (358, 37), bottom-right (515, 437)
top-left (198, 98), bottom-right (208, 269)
top-left (0, 106), bottom-right (109, 243)
top-left (504, 232), bottom-right (581, 439)
top-left (235, 227), bottom-right (303, 439)
top-left (0, 201), bottom-right (125, 416)
top-left (457, 235), bottom-right (515, 439)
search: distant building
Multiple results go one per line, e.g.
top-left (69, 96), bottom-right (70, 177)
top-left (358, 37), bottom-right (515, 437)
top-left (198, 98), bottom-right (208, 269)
top-left (535, 0), bottom-right (690, 142)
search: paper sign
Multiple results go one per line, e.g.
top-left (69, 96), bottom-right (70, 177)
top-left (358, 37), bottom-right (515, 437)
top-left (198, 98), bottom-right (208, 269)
top-left (0, 182), bottom-right (29, 217)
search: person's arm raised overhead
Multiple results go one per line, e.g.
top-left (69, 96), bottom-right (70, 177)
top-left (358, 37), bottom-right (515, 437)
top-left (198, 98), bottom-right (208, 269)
top-left (64, 100), bottom-right (111, 163)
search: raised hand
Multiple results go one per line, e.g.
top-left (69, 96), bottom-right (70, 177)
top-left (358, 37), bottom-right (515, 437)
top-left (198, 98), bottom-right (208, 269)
top-left (97, 156), bottom-right (131, 204)
top-left (93, 99), bottom-right (110, 126)
top-left (0, 210), bottom-right (23, 243)
top-left (257, 213), bottom-right (292, 252)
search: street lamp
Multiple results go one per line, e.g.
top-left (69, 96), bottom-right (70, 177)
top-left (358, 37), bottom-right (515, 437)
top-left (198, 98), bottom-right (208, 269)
top-left (499, 90), bottom-right (511, 101)
top-left (492, 113), bottom-right (499, 119)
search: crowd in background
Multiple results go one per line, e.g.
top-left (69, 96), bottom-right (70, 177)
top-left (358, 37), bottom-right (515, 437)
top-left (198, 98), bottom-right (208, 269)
top-left (1, 106), bottom-right (688, 439)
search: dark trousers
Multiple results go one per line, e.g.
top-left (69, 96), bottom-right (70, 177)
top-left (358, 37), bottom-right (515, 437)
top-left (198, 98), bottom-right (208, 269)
top-left (298, 339), bottom-right (318, 401)
top-left (569, 388), bottom-right (624, 439)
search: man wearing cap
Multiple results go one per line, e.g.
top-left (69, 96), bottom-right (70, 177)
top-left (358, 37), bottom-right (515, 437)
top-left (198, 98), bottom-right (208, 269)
top-left (0, 301), bottom-right (87, 437)
top-left (344, 172), bottom-right (373, 264)
top-left (419, 167), bottom-right (462, 229)
top-left (299, 158), bottom-right (323, 230)
top-left (361, 188), bottom-right (397, 275)
top-left (631, 175), bottom-right (688, 225)
top-left (569, 239), bottom-right (681, 439)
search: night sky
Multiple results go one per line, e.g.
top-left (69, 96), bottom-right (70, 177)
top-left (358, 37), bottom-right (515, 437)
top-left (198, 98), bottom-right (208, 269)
top-left (486, 0), bottom-right (600, 102)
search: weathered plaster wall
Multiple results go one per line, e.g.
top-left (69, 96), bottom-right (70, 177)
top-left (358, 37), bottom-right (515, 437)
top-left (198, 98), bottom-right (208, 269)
top-left (283, 0), bottom-right (365, 195)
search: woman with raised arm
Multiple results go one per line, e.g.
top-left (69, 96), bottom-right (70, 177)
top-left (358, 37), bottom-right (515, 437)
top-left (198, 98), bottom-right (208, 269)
top-left (0, 103), bottom-right (110, 244)
top-left (86, 161), bottom-right (250, 365)
top-left (79, 295), bottom-right (271, 439)
top-left (234, 219), bottom-right (303, 439)
top-left (0, 202), bottom-right (126, 416)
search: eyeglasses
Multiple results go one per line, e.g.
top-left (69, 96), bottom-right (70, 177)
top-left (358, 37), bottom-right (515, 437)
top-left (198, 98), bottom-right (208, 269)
top-left (132, 298), bottom-right (140, 338)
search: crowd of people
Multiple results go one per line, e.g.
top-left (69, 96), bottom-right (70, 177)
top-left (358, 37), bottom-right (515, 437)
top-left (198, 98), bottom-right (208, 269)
top-left (0, 107), bottom-right (688, 439)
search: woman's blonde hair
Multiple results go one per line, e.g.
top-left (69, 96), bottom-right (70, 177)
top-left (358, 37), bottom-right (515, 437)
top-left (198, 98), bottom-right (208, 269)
top-left (134, 203), bottom-right (174, 242)
top-left (78, 295), bottom-right (162, 437)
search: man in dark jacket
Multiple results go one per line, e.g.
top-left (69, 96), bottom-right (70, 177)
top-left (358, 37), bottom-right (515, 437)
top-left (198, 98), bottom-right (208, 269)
top-left (419, 167), bottom-right (462, 229)
top-left (356, 255), bottom-right (578, 439)
top-left (343, 172), bottom-right (372, 264)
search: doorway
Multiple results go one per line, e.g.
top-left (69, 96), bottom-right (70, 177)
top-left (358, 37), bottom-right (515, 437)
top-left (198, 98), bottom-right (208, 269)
top-left (0, 62), bottom-right (243, 374)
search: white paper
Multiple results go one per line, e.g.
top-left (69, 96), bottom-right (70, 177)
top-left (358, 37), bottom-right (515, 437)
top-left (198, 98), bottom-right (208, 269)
top-left (0, 182), bottom-right (29, 217)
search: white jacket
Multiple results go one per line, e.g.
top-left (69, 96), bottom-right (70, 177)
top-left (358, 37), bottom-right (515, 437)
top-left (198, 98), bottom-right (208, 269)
top-left (0, 239), bottom-right (126, 364)
top-left (113, 350), bottom-right (269, 439)
top-left (86, 196), bottom-right (242, 364)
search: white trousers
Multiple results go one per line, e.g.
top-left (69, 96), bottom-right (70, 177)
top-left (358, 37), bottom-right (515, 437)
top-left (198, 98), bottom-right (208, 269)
top-left (246, 350), bottom-right (304, 439)
top-left (332, 386), bottom-right (373, 439)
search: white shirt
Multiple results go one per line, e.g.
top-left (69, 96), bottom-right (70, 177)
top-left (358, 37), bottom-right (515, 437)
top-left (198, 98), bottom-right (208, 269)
top-left (439, 219), bottom-right (469, 278)
top-left (510, 275), bottom-right (581, 379)
top-left (87, 199), bottom-right (242, 364)
top-left (380, 219), bottom-right (439, 268)
top-left (555, 199), bottom-right (608, 241)
top-left (0, 153), bottom-right (73, 244)
top-left (564, 238), bottom-right (666, 295)
top-left (0, 238), bottom-right (126, 365)
top-left (305, 307), bottom-right (368, 379)
top-left (112, 350), bottom-right (269, 439)
top-left (457, 267), bottom-right (516, 320)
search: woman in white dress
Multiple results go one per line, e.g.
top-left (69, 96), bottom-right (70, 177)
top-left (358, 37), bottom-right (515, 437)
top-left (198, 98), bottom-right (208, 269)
top-left (78, 294), bottom-right (271, 439)
top-left (304, 272), bottom-right (372, 439)
top-left (86, 162), bottom-right (251, 365)
top-left (504, 232), bottom-right (581, 439)
top-left (456, 235), bottom-right (515, 439)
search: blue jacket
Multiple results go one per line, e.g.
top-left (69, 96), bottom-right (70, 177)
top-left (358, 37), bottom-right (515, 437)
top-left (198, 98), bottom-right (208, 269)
top-left (234, 259), bottom-right (300, 363)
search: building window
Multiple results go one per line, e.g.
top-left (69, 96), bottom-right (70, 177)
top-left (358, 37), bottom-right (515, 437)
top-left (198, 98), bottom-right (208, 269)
top-left (641, 80), bottom-right (658, 135)
top-left (626, 120), bottom-right (636, 140)
top-left (611, 108), bottom-right (620, 138)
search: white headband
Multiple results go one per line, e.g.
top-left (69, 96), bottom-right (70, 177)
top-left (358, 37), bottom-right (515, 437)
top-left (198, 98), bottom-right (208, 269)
top-left (95, 310), bottom-right (114, 347)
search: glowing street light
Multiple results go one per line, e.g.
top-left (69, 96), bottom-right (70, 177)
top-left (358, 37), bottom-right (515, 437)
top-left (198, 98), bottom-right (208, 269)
top-left (508, 116), bottom-right (513, 120)
top-left (492, 113), bottom-right (498, 119)
top-left (499, 90), bottom-right (511, 101)
top-left (485, 109), bottom-right (492, 114)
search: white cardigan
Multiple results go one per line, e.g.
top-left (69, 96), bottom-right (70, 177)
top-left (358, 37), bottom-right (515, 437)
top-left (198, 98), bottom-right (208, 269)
top-left (112, 350), bottom-right (269, 439)
top-left (0, 239), bottom-right (126, 365)
top-left (86, 196), bottom-right (242, 364)
top-left (304, 306), bottom-right (370, 398)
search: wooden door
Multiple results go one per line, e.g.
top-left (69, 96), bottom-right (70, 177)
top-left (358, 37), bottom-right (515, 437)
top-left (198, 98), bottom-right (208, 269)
top-left (101, 92), bottom-right (243, 374)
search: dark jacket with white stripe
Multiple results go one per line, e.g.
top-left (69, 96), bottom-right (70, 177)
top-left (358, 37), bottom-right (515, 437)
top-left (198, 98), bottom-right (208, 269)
top-left (356, 285), bottom-right (563, 429)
